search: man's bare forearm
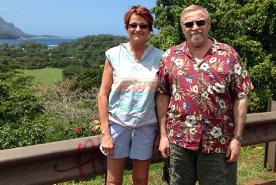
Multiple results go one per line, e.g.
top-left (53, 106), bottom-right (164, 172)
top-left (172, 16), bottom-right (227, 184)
top-left (233, 96), bottom-right (248, 137)
top-left (156, 93), bottom-right (170, 137)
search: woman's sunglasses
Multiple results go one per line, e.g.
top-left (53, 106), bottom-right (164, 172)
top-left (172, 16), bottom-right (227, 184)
top-left (182, 20), bottom-right (207, 28)
top-left (128, 24), bottom-right (149, 30)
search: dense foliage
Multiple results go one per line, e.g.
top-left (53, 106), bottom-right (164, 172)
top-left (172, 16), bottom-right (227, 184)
top-left (0, 67), bottom-right (47, 149)
top-left (0, 34), bottom-right (127, 69)
top-left (0, 42), bottom-right (50, 69)
top-left (0, 67), bottom-right (100, 149)
top-left (50, 34), bottom-right (128, 68)
top-left (63, 65), bottom-right (104, 91)
top-left (150, 0), bottom-right (276, 112)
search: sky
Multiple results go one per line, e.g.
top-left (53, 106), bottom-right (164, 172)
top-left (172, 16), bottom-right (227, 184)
top-left (0, 0), bottom-right (157, 38)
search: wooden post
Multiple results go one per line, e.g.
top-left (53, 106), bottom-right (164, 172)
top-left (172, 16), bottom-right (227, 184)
top-left (264, 100), bottom-right (276, 172)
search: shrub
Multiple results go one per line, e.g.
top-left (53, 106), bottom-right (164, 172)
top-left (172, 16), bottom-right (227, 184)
top-left (0, 70), bottom-right (47, 149)
top-left (37, 80), bottom-right (99, 142)
top-left (0, 117), bottom-right (46, 149)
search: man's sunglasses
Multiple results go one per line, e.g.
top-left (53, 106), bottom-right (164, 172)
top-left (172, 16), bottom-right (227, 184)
top-left (182, 20), bottom-right (207, 28)
top-left (128, 24), bottom-right (149, 30)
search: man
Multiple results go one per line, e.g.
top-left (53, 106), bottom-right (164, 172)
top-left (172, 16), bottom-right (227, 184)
top-left (157, 5), bottom-right (254, 185)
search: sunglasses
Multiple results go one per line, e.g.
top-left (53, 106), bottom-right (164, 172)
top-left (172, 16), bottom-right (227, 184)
top-left (182, 20), bottom-right (207, 28)
top-left (128, 23), bottom-right (149, 30)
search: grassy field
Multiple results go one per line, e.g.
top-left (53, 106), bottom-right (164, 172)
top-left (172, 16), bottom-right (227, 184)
top-left (59, 146), bottom-right (276, 185)
top-left (238, 145), bottom-right (276, 184)
top-left (20, 67), bottom-right (63, 86)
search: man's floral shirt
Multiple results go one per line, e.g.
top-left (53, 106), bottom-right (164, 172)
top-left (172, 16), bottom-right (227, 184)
top-left (158, 39), bottom-right (254, 153)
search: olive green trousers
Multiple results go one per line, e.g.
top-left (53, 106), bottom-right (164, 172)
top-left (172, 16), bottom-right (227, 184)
top-left (169, 144), bottom-right (237, 185)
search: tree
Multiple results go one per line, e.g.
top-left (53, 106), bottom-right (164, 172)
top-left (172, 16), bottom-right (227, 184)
top-left (0, 67), bottom-right (46, 149)
top-left (50, 34), bottom-right (128, 68)
top-left (150, 0), bottom-right (276, 112)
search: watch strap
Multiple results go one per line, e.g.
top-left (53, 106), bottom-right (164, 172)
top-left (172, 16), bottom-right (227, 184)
top-left (233, 135), bottom-right (243, 144)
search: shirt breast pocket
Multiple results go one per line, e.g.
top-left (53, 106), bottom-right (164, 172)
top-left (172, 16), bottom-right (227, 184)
top-left (208, 71), bottom-right (229, 94)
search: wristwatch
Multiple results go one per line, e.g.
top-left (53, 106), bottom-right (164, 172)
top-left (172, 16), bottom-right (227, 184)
top-left (232, 135), bottom-right (243, 144)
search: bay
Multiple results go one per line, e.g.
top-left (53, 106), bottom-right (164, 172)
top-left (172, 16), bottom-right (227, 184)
top-left (0, 37), bottom-right (76, 48)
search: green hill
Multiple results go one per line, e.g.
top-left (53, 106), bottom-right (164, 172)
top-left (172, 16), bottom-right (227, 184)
top-left (0, 16), bottom-right (31, 39)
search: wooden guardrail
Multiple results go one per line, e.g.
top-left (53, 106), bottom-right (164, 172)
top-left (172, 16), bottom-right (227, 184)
top-left (0, 101), bottom-right (276, 185)
top-left (264, 100), bottom-right (276, 172)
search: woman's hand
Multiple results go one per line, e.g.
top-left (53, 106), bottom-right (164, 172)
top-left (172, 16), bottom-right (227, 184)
top-left (100, 133), bottom-right (114, 156)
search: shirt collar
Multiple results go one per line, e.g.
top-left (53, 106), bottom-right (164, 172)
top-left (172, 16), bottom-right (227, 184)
top-left (175, 38), bottom-right (226, 56)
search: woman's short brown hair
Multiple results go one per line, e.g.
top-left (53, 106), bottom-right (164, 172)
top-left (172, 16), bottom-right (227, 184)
top-left (124, 5), bottom-right (153, 31)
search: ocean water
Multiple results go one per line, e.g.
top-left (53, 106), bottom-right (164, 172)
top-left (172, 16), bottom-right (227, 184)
top-left (0, 37), bottom-right (76, 48)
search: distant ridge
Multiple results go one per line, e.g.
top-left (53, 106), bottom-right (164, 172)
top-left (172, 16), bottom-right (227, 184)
top-left (0, 16), bottom-right (32, 39)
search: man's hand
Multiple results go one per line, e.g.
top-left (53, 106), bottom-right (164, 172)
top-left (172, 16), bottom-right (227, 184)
top-left (226, 139), bottom-right (241, 163)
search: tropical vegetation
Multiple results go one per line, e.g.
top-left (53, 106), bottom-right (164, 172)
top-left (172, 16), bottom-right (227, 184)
top-left (0, 34), bottom-right (127, 149)
top-left (150, 0), bottom-right (276, 113)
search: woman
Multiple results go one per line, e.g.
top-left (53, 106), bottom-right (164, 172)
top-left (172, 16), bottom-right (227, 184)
top-left (98, 5), bottom-right (163, 185)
